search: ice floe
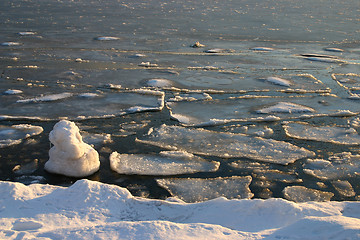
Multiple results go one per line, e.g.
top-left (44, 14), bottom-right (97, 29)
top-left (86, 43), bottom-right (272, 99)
top-left (251, 47), bottom-right (274, 51)
top-left (16, 93), bottom-right (73, 103)
top-left (110, 151), bottom-right (220, 175)
top-left (256, 102), bottom-right (315, 114)
top-left (204, 48), bottom-right (234, 53)
top-left (331, 180), bottom-right (355, 197)
top-left (283, 122), bottom-right (360, 145)
top-left (17, 31), bottom-right (36, 36)
top-left (0, 91), bottom-right (164, 120)
top-left (303, 152), bottom-right (360, 180)
top-left (265, 77), bottom-right (292, 87)
top-left (0, 124), bottom-right (43, 148)
top-left (156, 176), bottom-right (253, 202)
top-left (3, 89), bottom-right (23, 95)
top-left (283, 186), bottom-right (334, 202)
top-left (324, 47), bottom-right (344, 52)
top-left (44, 120), bottom-right (100, 177)
top-left (137, 124), bottom-right (315, 165)
top-left (145, 78), bottom-right (173, 88)
top-left (94, 36), bottom-right (120, 41)
top-left (1, 42), bottom-right (21, 46)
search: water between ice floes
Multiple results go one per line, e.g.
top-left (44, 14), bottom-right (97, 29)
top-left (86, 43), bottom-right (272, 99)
top-left (0, 0), bottom-right (360, 202)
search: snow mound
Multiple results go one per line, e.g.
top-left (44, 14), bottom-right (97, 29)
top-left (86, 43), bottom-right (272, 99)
top-left (0, 179), bottom-right (359, 240)
top-left (44, 120), bottom-right (100, 177)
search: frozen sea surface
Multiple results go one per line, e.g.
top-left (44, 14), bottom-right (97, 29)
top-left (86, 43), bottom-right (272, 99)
top-left (0, 0), bottom-right (360, 203)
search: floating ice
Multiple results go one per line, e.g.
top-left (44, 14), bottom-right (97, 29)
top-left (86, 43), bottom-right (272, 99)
top-left (253, 170), bottom-right (302, 184)
top-left (283, 186), bottom-right (334, 202)
top-left (3, 89), bottom-right (23, 95)
top-left (110, 151), bottom-right (220, 175)
top-left (13, 159), bottom-right (38, 175)
top-left (139, 62), bottom-right (158, 67)
top-left (145, 78), bottom-right (173, 88)
top-left (283, 122), bottom-right (360, 145)
top-left (204, 48), bottom-right (234, 53)
top-left (44, 120), bottom-right (100, 177)
top-left (0, 124), bottom-right (43, 148)
top-left (265, 77), bottom-right (292, 87)
top-left (156, 176), bottom-right (253, 202)
top-left (1, 42), bottom-right (21, 46)
top-left (137, 125), bottom-right (315, 165)
top-left (1, 91), bottom-right (164, 120)
top-left (251, 47), bottom-right (274, 51)
top-left (331, 180), bottom-right (355, 197)
top-left (256, 102), bottom-right (315, 114)
top-left (78, 93), bottom-right (100, 98)
top-left (303, 152), bottom-right (360, 180)
top-left (167, 93), bottom-right (212, 102)
top-left (304, 57), bottom-right (343, 63)
top-left (190, 41), bottom-right (205, 48)
top-left (94, 36), bottom-right (120, 41)
top-left (17, 93), bottom-right (73, 103)
top-left (18, 31), bottom-right (36, 36)
top-left (324, 47), bottom-right (344, 52)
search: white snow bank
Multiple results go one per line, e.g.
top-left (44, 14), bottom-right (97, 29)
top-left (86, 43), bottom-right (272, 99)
top-left (44, 120), bottom-right (100, 177)
top-left (0, 179), bottom-right (359, 240)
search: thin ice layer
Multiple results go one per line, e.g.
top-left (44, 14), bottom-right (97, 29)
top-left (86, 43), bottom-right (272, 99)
top-left (283, 122), bottom-right (360, 145)
top-left (283, 186), bottom-right (334, 202)
top-left (303, 152), bottom-right (360, 180)
top-left (109, 151), bottom-right (220, 175)
top-left (137, 125), bottom-right (315, 165)
top-left (0, 91), bottom-right (164, 120)
top-left (167, 95), bottom-right (358, 126)
top-left (156, 176), bottom-right (253, 203)
top-left (0, 124), bottom-right (43, 148)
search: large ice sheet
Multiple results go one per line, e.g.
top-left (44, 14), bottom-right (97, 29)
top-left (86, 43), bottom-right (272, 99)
top-left (137, 125), bottom-right (315, 165)
top-left (283, 186), bottom-right (334, 202)
top-left (110, 151), bottom-right (220, 175)
top-left (283, 122), bottom-right (360, 145)
top-left (167, 95), bottom-right (359, 126)
top-left (303, 152), bottom-right (360, 180)
top-left (156, 176), bottom-right (253, 202)
top-left (0, 124), bottom-right (43, 148)
top-left (0, 91), bottom-right (164, 120)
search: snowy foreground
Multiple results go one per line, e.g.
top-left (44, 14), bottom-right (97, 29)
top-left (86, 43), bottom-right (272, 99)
top-left (0, 180), bottom-right (359, 240)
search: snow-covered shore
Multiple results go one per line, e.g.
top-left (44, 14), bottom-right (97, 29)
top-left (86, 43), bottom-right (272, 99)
top-left (0, 179), bottom-right (359, 239)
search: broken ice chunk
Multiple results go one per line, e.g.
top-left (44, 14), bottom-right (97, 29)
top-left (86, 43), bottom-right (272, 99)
top-left (265, 77), bottom-right (292, 87)
top-left (13, 159), bottom-right (38, 175)
top-left (283, 122), bottom-right (360, 145)
top-left (94, 36), bottom-right (120, 41)
top-left (253, 170), bottom-right (302, 184)
top-left (283, 186), bottom-right (334, 202)
top-left (156, 176), bottom-right (253, 203)
top-left (137, 125), bottom-right (315, 165)
top-left (303, 153), bottom-right (360, 180)
top-left (331, 180), bottom-right (355, 197)
top-left (17, 93), bottom-right (73, 103)
top-left (256, 102), bottom-right (315, 114)
top-left (109, 151), bottom-right (220, 175)
top-left (0, 124), bottom-right (43, 148)
top-left (145, 78), bottom-right (173, 88)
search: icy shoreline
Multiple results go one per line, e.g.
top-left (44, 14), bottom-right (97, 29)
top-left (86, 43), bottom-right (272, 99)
top-left (0, 179), bottom-right (359, 240)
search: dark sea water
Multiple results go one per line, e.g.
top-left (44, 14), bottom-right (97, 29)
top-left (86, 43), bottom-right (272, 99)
top-left (0, 0), bottom-right (360, 202)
